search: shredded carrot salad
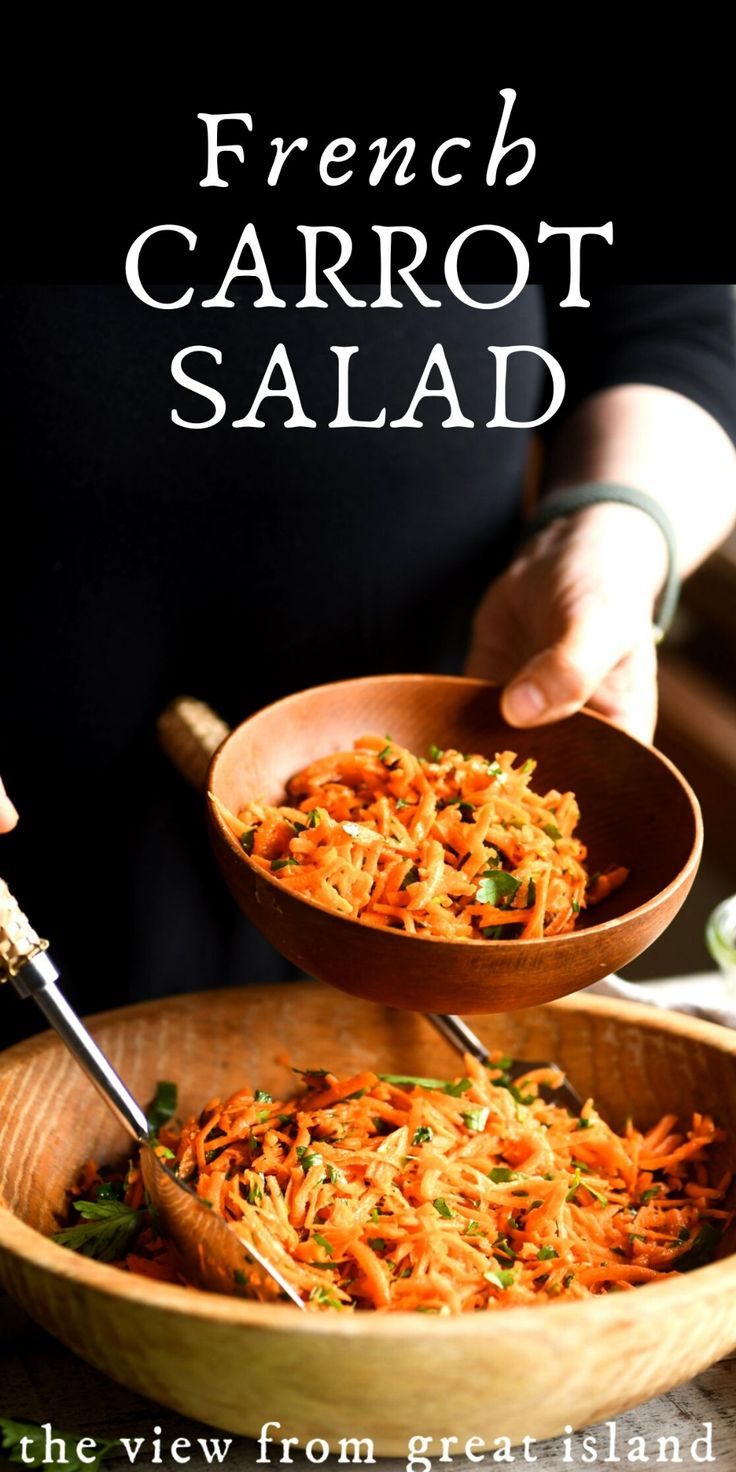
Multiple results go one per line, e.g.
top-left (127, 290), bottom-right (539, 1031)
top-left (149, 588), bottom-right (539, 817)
top-left (217, 734), bottom-right (628, 940)
top-left (66, 1057), bottom-right (732, 1311)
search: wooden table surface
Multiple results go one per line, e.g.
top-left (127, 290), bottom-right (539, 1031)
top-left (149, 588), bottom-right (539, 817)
top-left (1, 1297), bottom-right (734, 1471)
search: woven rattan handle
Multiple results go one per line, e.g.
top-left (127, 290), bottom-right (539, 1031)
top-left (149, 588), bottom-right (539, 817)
top-left (157, 696), bottom-right (230, 793)
top-left (0, 878), bottom-right (48, 983)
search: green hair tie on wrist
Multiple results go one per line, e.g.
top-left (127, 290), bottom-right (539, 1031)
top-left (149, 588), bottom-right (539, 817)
top-left (522, 483), bottom-right (680, 641)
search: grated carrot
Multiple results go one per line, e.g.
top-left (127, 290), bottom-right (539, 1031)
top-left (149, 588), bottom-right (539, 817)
top-left (220, 735), bottom-right (628, 941)
top-left (69, 1056), bottom-right (731, 1311)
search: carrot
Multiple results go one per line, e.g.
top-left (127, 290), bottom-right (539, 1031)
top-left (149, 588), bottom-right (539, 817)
top-left (229, 736), bottom-right (627, 943)
top-left (65, 1054), bottom-right (732, 1313)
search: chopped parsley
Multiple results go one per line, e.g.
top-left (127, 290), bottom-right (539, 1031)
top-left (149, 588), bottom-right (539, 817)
top-left (462, 1106), bottom-right (490, 1133)
top-left (313, 1232), bottom-right (334, 1257)
top-left (296, 1145), bottom-right (324, 1173)
top-left (484, 1268), bottom-right (515, 1290)
top-left (640, 1186), bottom-right (661, 1204)
top-left (476, 870), bottom-right (521, 907)
top-left (433, 1197), bottom-right (454, 1219)
top-left (53, 1200), bottom-right (142, 1262)
top-left (146, 1079), bottom-right (178, 1134)
top-left (0, 1420), bottom-right (120, 1472)
top-left (412, 1125), bottom-right (433, 1145)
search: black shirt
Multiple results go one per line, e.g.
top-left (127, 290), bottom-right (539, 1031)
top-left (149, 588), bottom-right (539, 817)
top-left (2, 283), bottom-right (735, 1038)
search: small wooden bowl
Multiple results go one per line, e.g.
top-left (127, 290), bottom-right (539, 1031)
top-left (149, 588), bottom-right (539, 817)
top-left (207, 676), bottom-right (702, 1012)
top-left (0, 985), bottom-right (734, 1450)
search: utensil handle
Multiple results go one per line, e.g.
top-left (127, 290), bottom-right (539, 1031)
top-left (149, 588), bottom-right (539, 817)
top-left (157, 696), bottom-right (229, 792)
top-left (1, 877), bottom-right (150, 1142)
top-left (425, 1011), bottom-right (489, 1065)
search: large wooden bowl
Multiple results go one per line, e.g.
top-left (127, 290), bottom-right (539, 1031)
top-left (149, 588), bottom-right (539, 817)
top-left (206, 676), bottom-right (702, 1012)
top-left (0, 985), bottom-right (734, 1451)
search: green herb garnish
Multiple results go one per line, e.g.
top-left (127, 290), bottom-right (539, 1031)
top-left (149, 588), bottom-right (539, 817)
top-left (412, 1126), bottom-right (433, 1145)
top-left (462, 1106), bottom-right (489, 1133)
top-left (400, 863), bottom-right (421, 890)
top-left (640, 1186), bottom-right (661, 1204)
top-left (146, 1079), bottom-right (178, 1134)
top-left (433, 1198), bottom-right (454, 1219)
top-left (0, 1420), bottom-right (120, 1472)
top-left (314, 1232), bottom-right (334, 1257)
top-left (428, 744), bottom-right (444, 762)
top-left (310, 1286), bottom-right (344, 1308)
top-left (537, 1245), bottom-right (559, 1261)
top-left (296, 1145), bottom-right (324, 1173)
top-left (484, 1268), bottom-right (515, 1290)
top-left (94, 1180), bottom-right (125, 1202)
top-left (543, 823), bottom-right (563, 842)
top-left (255, 1089), bottom-right (272, 1104)
top-left (53, 1200), bottom-right (142, 1262)
top-left (271, 856), bottom-right (300, 871)
top-left (239, 828), bottom-right (255, 855)
top-left (476, 870), bottom-right (521, 907)
top-left (488, 1166), bottom-right (518, 1183)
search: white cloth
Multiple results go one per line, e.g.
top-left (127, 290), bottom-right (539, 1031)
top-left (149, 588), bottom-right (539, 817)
top-left (587, 971), bottom-right (736, 1030)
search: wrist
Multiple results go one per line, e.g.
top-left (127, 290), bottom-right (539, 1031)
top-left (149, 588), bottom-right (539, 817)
top-left (525, 482), bottom-right (679, 636)
top-left (556, 501), bottom-right (669, 603)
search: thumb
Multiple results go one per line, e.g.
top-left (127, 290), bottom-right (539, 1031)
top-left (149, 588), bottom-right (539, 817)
top-left (0, 777), bottom-right (19, 833)
top-left (500, 605), bottom-right (630, 728)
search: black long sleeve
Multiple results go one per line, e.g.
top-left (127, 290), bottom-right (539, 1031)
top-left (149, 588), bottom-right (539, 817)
top-left (543, 285), bottom-right (736, 447)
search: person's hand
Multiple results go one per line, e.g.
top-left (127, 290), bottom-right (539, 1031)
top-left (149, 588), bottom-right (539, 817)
top-left (0, 776), bottom-right (19, 833)
top-left (466, 502), bottom-right (669, 744)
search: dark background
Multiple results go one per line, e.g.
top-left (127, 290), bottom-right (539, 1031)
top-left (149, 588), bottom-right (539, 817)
top-left (3, 51), bottom-right (734, 287)
top-left (2, 48), bottom-right (734, 1040)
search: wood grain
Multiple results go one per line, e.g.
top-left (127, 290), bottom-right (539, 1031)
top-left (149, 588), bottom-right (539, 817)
top-left (205, 676), bottom-right (702, 1012)
top-left (0, 984), bottom-right (734, 1452)
top-left (2, 1296), bottom-right (735, 1471)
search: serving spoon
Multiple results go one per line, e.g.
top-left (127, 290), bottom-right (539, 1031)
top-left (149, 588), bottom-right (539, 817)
top-left (0, 877), bottom-right (305, 1309)
top-left (158, 697), bottom-right (583, 1112)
